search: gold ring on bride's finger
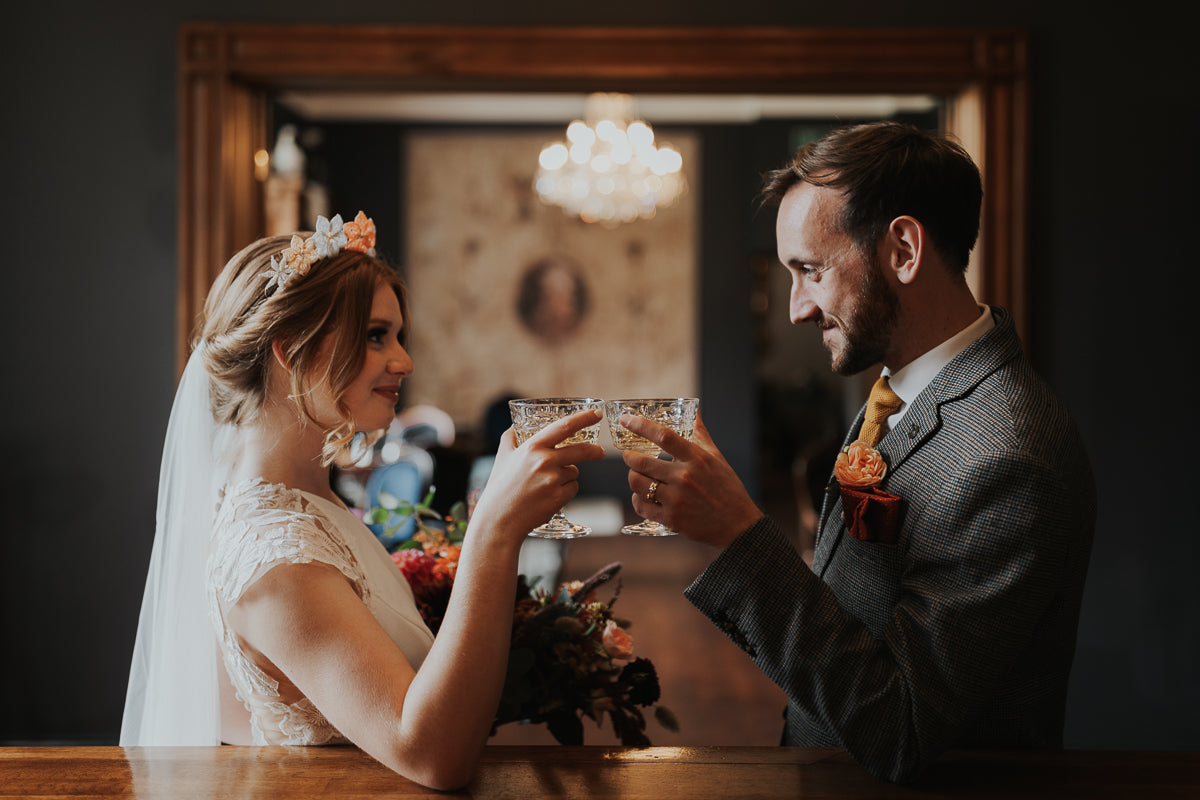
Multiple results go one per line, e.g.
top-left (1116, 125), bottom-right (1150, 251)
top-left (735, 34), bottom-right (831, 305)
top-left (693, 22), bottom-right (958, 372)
top-left (646, 480), bottom-right (660, 505)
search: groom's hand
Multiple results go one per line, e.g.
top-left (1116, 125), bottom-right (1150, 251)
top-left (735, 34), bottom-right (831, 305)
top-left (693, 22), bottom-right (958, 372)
top-left (618, 412), bottom-right (763, 548)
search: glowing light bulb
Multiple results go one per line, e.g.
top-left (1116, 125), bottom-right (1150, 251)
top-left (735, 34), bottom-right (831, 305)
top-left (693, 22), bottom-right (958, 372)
top-left (532, 93), bottom-right (686, 225)
top-left (566, 121), bottom-right (595, 146)
top-left (657, 146), bottom-right (683, 174)
top-left (627, 121), bottom-right (654, 148)
top-left (539, 144), bottom-right (569, 171)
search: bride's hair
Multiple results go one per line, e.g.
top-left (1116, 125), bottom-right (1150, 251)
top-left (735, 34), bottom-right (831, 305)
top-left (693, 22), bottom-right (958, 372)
top-left (195, 232), bottom-right (408, 465)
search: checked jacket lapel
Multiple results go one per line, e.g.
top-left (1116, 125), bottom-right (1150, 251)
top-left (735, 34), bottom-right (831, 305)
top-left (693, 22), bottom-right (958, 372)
top-left (810, 307), bottom-right (1022, 573)
top-left (811, 400), bottom-right (939, 572)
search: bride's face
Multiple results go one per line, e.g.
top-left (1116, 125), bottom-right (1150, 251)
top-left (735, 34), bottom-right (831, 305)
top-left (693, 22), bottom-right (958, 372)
top-left (309, 282), bottom-right (412, 433)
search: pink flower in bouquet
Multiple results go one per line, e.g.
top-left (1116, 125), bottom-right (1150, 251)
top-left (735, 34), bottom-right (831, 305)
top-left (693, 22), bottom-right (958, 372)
top-left (602, 620), bottom-right (635, 661)
top-left (392, 547), bottom-right (453, 633)
top-left (834, 440), bottom-right (888, 488)
top-left (391, 548), bottom-right (438, 588)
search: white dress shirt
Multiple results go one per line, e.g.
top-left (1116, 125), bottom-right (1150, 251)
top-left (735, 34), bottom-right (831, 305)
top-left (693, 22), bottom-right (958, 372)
top-left (880, 305), bottom-right (995, 433)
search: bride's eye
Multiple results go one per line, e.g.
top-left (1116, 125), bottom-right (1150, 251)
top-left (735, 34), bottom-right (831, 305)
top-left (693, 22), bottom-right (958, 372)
top-left (367, 326), bottom-right (388, 345)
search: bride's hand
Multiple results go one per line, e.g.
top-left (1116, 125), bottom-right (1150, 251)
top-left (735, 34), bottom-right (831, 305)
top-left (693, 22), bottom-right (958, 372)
top-left (468, 409), bottom-right (605, 542)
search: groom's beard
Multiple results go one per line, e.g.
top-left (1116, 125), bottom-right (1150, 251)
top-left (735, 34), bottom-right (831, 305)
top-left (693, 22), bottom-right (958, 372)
top-left (826, 256), bottom-right (899, 377)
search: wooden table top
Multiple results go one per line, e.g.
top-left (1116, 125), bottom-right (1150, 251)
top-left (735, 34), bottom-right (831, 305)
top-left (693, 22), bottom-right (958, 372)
top-left (2, 745), bottom-right (1198, 798)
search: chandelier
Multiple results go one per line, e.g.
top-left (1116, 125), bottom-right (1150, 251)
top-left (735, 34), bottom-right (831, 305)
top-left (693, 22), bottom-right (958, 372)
top-left (534, 93), bottom-right (685, 226)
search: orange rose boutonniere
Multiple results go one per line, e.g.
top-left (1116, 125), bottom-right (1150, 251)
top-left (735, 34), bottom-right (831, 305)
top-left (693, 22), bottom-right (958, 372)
top-left (834, 441), bottom-right (889, 488)
top-left (835, 441), bottom-right (903, 543)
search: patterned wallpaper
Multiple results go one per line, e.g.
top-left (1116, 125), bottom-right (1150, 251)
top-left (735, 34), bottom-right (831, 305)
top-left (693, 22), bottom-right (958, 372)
top-left (404, 128), bottom-right (699, 436)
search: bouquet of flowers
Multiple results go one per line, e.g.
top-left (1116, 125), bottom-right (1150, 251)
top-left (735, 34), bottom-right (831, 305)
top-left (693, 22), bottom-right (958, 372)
top-left (372, 490), bottom-right (677, 745)
top-left (383, 489), bottom-right (466, 634)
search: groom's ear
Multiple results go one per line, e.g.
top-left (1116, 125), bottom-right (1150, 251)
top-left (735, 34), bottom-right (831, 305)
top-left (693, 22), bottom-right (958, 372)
top-left (885, 215), bottom-right (925, 285)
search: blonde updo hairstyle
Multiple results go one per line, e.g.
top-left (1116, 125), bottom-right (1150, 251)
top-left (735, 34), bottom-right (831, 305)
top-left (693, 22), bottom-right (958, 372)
top-left (196, 233), bottom-right (408, 466)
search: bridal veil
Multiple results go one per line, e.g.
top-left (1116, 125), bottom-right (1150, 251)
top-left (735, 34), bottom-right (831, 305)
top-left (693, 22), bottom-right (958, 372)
top-left (120, 350), bottom-right (231, 745)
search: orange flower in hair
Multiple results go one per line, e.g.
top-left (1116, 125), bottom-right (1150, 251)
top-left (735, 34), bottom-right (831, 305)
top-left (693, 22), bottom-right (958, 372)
top-left (343, 210), bottom-right (377, 255)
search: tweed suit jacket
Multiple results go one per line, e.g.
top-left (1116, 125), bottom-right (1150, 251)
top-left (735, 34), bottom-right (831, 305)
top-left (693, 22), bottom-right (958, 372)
top-left (685, 307), bottom-right (1096, 783)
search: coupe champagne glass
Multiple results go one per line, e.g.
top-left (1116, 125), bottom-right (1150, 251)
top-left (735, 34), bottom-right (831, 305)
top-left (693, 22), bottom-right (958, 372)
top-left (605, 397), bottom-right (699, 536)
top-left (508, 397), bottom-right (604, 538)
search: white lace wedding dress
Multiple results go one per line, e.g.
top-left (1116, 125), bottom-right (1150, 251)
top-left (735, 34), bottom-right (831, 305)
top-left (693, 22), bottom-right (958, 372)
top-left (207, 478), bottom-right (435, 745)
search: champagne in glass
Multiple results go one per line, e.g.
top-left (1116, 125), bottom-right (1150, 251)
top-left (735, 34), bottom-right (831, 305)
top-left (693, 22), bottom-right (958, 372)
top-left (605, 398), bottom-right (699, 536)
top-left (509, 397), bottom-right (604, 538)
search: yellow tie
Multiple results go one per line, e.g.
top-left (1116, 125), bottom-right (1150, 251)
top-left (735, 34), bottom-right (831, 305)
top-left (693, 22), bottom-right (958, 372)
top-left (859, 376), bottom-right (903, 447)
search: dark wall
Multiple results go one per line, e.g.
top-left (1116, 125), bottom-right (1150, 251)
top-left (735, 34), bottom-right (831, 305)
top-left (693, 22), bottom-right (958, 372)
top-left (3, 2), bottom-right (1196, 747)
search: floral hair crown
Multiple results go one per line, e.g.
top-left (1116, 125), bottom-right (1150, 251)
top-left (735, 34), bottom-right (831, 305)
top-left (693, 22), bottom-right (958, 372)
top-left (261, 210), bottom-right (377, 291)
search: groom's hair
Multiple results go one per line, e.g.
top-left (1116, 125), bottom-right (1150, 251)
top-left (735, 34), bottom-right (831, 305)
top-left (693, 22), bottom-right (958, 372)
top-left (760, 120), bottom-right (983, 274)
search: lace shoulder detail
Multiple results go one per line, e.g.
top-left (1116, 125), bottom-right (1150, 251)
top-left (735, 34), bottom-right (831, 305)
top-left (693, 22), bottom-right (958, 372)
top-left (209, 479), bottom-right (368, 607)
top-left (207, 478), bottom-right (363, 746)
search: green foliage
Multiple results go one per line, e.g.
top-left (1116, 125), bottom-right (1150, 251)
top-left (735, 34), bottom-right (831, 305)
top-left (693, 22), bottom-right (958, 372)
top-left (367, 485), bottom-right (466, 549)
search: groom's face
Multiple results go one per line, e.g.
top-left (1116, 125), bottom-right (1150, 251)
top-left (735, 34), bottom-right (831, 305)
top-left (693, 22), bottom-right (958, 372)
top-left (776, 181), bottom-right (898, 376)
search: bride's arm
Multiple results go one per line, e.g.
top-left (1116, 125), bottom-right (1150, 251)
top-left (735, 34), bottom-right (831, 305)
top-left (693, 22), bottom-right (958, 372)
top-left (229, 409), bottom-right (603, 790)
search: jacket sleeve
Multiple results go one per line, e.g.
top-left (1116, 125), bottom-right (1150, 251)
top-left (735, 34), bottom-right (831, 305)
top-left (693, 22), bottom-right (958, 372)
top-left (684, 448), bottom-right (1082, 783)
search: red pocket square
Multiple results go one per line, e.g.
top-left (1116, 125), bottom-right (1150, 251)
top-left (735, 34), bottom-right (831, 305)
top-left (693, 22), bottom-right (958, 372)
top-left (839, 485), bottom-right (903, 544)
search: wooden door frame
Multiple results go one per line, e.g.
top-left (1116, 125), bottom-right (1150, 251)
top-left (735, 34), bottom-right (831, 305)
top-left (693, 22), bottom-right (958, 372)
top-left (178, 24), bottom-right (1030, 369)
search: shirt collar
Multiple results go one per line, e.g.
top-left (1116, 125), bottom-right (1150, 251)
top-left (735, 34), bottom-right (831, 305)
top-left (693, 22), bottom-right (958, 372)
top-left (884, 304), bottom-right (995, 410)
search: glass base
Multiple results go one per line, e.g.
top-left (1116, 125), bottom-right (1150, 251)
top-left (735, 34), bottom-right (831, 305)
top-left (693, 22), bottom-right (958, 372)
top-left (529, 515), bottom-right (591, 539)
top-left (621, 519), bottom-right (678, 536)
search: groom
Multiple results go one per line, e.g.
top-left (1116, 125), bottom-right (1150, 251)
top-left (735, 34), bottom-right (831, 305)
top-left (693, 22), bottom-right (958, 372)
top-left (617, 121), bottom-right (1096, 784)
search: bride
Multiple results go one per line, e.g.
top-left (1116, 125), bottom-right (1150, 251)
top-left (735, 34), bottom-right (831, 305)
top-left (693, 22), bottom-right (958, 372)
top-left (120, 212), bottom-right (603, 790)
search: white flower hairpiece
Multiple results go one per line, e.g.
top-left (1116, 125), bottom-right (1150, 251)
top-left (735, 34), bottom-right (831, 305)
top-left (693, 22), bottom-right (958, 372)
top-left (262, 210), bottom-right (377, 291)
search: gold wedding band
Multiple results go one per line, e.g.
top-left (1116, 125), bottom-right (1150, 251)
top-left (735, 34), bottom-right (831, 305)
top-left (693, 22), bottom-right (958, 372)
top-left (646, 480), bottom-right (660, 505)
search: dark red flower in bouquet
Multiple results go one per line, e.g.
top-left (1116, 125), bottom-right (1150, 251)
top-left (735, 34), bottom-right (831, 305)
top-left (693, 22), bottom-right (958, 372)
top-left (391, 547), bottom-right (453, 634)
top-left (391, 523), bottom-right (678, 746)
top-left (391, 547), bottom-right (436, 585)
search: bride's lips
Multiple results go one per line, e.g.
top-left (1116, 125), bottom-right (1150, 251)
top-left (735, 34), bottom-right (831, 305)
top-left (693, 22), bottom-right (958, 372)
top-left (374, 386), bottom-right (400, 403)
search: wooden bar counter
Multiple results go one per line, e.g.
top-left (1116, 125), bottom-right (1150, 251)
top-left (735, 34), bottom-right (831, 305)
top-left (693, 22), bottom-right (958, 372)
top-left (2, 745), bottom-right (1198, 798)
